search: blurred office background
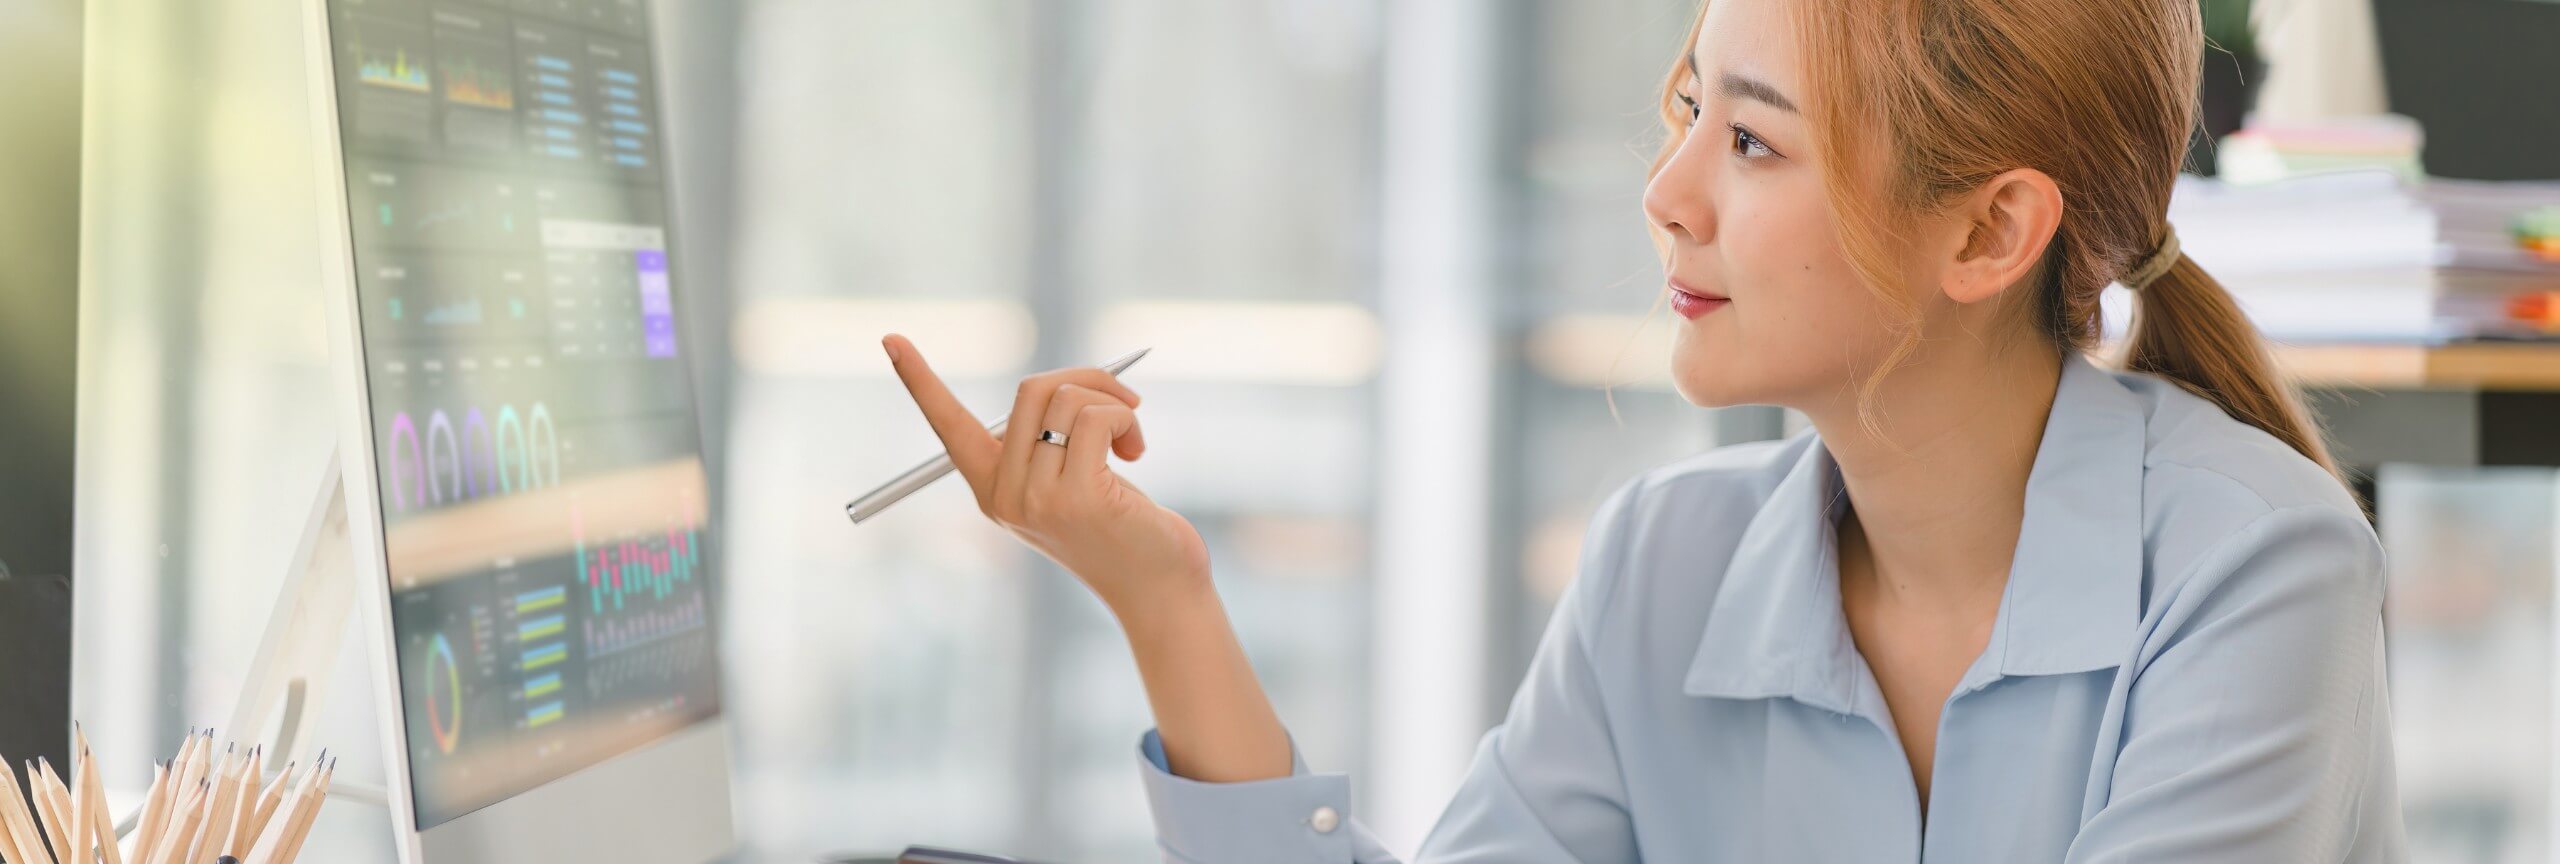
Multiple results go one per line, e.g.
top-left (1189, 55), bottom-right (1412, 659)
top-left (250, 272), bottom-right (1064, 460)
top-left (44, 0), bottom-right (2560, 862)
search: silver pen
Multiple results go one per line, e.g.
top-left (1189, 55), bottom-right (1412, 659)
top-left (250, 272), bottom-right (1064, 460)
top-left (846, 346), bottom-right (1152, 524)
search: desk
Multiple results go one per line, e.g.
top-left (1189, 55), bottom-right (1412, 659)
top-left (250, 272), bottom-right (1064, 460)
top-left (2272, 343), bottom-right (2560, 520)
top-left (2276, 343), bottom-right (2560, 472)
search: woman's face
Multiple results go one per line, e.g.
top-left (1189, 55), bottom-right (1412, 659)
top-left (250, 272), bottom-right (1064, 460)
top-left (1643, 0), bottom-right (1908, 412)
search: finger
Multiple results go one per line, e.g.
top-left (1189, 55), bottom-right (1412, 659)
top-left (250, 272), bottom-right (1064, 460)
top-left (996, 368), bottom-right (1145, 516)
top-left (1065, 401), bottom-right (1138, 483)
top-left (883, 334), bottom-right (999, 493)
top-left (1111, 410), bottom-right (1146, 462)
top-left (1032, 385), bottom-right (1117, 480)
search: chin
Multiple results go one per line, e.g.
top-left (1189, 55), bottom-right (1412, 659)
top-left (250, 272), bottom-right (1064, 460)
top-left (1668, 339), bottom-right (1756, 408)
top-left (1672, 375), bottom-right (1753, 409)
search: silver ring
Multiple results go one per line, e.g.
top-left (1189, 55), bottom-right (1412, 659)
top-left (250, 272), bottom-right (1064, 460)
top-left (1037, 428), bottom-right (1070, 447)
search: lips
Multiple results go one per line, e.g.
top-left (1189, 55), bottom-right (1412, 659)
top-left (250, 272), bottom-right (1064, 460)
top-left (1667, 279), bottom-right (1729, 319)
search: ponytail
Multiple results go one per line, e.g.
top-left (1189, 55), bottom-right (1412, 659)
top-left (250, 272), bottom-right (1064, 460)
top-left (2122, 253), bottom-right (2344, 483)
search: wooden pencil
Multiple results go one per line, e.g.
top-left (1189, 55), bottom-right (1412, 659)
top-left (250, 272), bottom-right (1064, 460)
top-left (0, 800), bottom-right (21, 864)
top-left (188, 754), bottom-right (242, 864)
top-left (172, 738), bottom-right (207, 806)
top-left (66, 748), bottom-right (92, 864)
top-left (219, 748), bottom-right (260, 860)
top-left (128, 762), bottom-right (170, 864)
top-left (0, 758), bottom-right (56, 864)
top-left (0, 803), bottom-right (24, 864)
top-left (231, 762), bottom-right (290, 863)
top-left (174, 747), bottom-right (231, 864)
top-left (34, 760), bottom-right (73, 864)
top-left (144, 781), bottom-right (204, 864)
top-left (258, 758), bottom-right (330, 864)
top-left (164, 739), bottom-right (194, 805)
top-left (244, 762), bottom-right (319, 864)
top-left (73, 729), bottom-right (120, 864)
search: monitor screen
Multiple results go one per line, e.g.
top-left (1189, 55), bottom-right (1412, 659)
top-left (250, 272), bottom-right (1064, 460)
top-left (318, 0), bottom-right (721, 830)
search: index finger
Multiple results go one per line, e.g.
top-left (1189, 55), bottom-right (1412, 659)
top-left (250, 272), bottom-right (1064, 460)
top-left (883, 334), bottom-right (1001, 491)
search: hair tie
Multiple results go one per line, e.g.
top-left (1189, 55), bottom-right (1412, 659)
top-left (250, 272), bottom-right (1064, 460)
top-left (2122, 225), bottom-right (2182, 291)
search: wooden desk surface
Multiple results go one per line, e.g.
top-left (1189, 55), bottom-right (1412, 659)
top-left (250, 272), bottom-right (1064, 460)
top-left (2272, 342), bottom-right (2560, 391)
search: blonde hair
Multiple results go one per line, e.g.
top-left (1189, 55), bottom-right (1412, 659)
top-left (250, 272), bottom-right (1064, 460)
top-left (1650, 0), bottom-right (2340, 481)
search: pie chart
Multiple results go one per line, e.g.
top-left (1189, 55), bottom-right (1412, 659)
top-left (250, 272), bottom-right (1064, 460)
top-left (425, 632), bottom-right (463, 754)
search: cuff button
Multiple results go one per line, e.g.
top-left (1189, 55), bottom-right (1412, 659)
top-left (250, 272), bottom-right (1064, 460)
top-left (1310, 806), bottom-right (1341, 834)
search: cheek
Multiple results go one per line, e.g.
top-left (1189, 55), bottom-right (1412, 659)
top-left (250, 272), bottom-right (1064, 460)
top-left (1672, 192), bottom-right (1900, 406)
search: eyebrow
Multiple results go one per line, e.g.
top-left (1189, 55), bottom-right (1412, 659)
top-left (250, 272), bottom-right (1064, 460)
top-left (1687, 54), bottom-right (1799, 114)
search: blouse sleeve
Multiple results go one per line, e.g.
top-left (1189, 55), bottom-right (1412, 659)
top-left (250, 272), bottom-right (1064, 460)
top-left (2065, 505), bottom-right (2407, 862)
top-left (1136, 481), bottom-right (1647, 863)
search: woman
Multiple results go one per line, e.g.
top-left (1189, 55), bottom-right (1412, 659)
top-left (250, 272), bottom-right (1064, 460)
top-left (882, 0), bottom-right (2404, 858)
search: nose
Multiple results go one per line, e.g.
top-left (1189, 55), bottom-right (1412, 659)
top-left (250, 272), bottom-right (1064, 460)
top-left (1642, 133), bottom-right (1715, 250)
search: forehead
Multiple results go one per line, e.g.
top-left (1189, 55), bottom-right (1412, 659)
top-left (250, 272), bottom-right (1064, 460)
top-left (1692, 0), bottom-right (1801, 89)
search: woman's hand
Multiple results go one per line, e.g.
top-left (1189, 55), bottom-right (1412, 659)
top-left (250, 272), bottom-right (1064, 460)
top-left (883, 333), bottom-right (1293, 783)
top-left (882, 334), bottom-right (1211, 617)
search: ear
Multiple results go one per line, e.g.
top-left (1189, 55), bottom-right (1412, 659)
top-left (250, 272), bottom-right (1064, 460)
top-left (1935, 168), bottom-right (2063, 305)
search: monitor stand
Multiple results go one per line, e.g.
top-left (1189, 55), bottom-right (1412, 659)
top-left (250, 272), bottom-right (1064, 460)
top-left (116, 451), bottom-right (387, 835)
top-left (223, 452), bottom-right (358, 774)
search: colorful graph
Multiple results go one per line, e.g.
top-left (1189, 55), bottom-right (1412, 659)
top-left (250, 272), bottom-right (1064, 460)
top-left (514, 585), bottom-right (567, 614)
top-left (441, 54), bottom-right (514, 109)
top-left (576, 512), bottom-right (699, 615)
top-left (524, 671), bottom-right (562, 700)
top-left (424, 633), bottom-right (463, 754)
top-left (516, 613), bottom-right (566, 642)
top-left (350, 29), bottom-right (431, 93)
top-left (525, 700), bottom-right (564, 729)
top-left (520, 640), bottom-right (567, 672)
top-left (384, 402), bottom-right (557, 512)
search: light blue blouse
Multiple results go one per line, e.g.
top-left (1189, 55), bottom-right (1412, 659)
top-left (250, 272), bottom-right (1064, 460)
top-left (1136, 353), bottom-right (2406, 862)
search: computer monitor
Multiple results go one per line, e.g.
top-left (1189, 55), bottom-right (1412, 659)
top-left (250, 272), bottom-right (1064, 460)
top-left (299, 0), bottom-right (734, 860)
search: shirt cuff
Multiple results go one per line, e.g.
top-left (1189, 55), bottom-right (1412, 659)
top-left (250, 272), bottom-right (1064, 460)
top-left (1138, 729), bottom-right (1355, 864)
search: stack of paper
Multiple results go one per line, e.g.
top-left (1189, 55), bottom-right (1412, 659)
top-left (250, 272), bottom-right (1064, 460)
top-left (2154, 171), bottom-right (2560, 344)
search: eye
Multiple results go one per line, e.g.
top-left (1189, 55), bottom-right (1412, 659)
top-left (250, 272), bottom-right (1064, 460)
top-left (1729, 123), bottom-right (1776, 158)
top-left (1675, 91), bottom-right (1702, 126)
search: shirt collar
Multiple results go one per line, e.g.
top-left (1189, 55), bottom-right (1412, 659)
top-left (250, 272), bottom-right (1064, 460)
top-left (1682, 353), bottom-right (2148, 708)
